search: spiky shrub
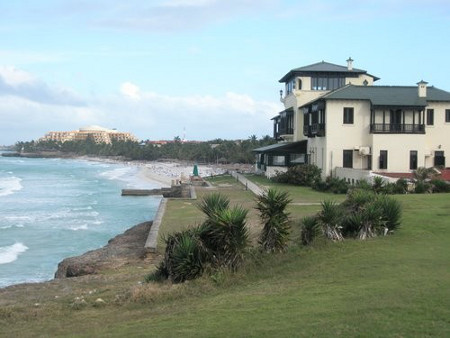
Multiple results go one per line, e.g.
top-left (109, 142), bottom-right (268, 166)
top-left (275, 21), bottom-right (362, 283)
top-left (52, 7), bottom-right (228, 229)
top-left (343, 189), bottom-right (376, 213)
top-left (145, 261), bottom-right (169, 283)
top-left (163, 229), bottom-right (207, 283)
top-left (375, 195), bottom-right (402, 232)
top-left (372, 176), bottom-right (385, 194)
top-left (318, 200), bottom-right (344, 241)
top-left (197, 193), bottom-right (230, 219)
top-left (256, 189), bottom-right (292, 252)
top-left (200, 206), bottom-right (249, 270)
top-left (394, 178), bottom-right (409, 194)
top-left (300, 216), bottom-right (321, 246)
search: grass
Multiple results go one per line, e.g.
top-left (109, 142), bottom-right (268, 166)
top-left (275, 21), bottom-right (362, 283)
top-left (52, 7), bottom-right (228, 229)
top-left (1, 178), bottom-right (449, 337)
top-left (244, 173), bottom-right (347, 204)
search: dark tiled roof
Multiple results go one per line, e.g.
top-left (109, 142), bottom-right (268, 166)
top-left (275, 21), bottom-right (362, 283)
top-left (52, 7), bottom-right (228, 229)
top-left (253, 140), bottom-right (307, 154)
top-left (279, 61), bottom-right (379, 83)
top-left (319, 85), bottom-right (450, 107)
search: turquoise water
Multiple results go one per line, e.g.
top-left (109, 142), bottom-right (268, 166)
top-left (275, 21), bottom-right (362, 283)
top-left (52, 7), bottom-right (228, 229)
top-left (0, 155), bottom-right (161, 288)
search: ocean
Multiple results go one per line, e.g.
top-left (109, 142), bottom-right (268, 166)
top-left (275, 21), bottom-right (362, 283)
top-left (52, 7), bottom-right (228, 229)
top-left (0, 155), bottom-right (161, 288)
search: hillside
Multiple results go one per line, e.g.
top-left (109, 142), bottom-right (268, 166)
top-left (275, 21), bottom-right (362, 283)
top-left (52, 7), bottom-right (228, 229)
top-left (1, 177), bottom-right (449, 337)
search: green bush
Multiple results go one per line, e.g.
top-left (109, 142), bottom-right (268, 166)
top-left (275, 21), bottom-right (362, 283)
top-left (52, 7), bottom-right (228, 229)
top-left (272, 164), bottom-right (322, 186)
top-left (300, 216), bottom-right (321, 246)
top-left (430, 179), bottom-right (450, 193)
top-left (312, 176), bottom-right (349, 194)
top-left (414, 181), bottom-right (431, 194)
top-left (159, 229), bottom-right (207, 283)
top-left (394, 178), bottom-right (409, 194)
top-left (256, 189), bottom-right (291, 252)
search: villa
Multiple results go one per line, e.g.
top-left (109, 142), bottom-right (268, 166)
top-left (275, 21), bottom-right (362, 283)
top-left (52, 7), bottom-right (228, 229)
top-left (254, 59), bottom-right (450, 182)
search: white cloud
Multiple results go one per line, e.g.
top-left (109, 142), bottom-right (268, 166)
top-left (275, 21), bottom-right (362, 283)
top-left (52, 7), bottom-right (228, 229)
top-left (0, 66), bottom-right (85, 107)
top-left (120, 82), bottom-right (141, 100)
top-left (0, 68), bottom-right (280, 144)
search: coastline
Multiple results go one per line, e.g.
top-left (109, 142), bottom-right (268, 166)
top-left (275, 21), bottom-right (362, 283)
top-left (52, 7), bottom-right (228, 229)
top-left (0, 155), bottom-right (227, 290)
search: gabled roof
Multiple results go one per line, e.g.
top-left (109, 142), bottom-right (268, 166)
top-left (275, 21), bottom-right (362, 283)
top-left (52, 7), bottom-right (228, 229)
top-left (311, 85), bottom-right (450, 108)
top-left (279, 61), bottom-right (379, 83)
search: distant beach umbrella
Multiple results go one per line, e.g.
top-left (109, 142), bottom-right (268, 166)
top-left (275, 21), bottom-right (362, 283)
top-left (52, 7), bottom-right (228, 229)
top-left (193, 164), bottom-right (199, 177)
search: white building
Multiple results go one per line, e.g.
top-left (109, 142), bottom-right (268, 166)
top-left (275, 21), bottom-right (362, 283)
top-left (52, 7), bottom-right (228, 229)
top-left (40, 125), bottom-right (138, 144)
top-left (254, 59), bottom-right (450, 182)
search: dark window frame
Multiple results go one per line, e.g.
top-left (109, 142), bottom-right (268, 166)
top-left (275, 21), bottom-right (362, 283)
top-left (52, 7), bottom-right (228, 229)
top-left (445, 109), bottom-right (450, 123)
top-left (343, 107), bottom-right (354, 124)
top-left (379, 150), bottom-right (388, 169)
top-left (410, 150), bottom-right (418, 170)
top-left (343, 149), bottom-right (353, 168)
top-left (426, 109), bottom-right (434, 126)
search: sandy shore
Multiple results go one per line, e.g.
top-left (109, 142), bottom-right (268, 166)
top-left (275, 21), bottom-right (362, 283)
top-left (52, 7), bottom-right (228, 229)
top-left (81, 156), bottom-right (227, 187)
top-left (137, 162), bottom-right (226, 187)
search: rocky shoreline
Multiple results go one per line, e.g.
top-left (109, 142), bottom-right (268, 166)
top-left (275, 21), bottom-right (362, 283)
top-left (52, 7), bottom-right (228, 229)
top-left (54, 221), bottom-right (153, 279)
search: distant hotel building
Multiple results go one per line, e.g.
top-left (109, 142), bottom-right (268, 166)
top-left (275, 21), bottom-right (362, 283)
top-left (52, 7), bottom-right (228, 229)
top-left (40, 125), bottom-right (138, 144)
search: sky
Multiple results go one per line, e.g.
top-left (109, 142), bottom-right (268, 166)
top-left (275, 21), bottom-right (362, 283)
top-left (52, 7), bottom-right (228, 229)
top-left (1, 0), bottom-right (450, 145)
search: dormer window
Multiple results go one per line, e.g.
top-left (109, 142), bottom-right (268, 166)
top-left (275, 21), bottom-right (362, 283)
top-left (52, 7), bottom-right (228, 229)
top-left (311, 76), bottom-right (345, 91)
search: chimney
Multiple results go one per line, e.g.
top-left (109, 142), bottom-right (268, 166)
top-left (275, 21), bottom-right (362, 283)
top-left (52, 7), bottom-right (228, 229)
top-left (417, 80), bottom-right (428, 98)
top-left (346, 57), bottom-right (353, 71)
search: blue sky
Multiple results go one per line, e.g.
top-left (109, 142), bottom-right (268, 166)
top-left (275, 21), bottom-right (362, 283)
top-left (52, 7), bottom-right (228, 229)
top-left (1, 0), bottom-right (449, 144)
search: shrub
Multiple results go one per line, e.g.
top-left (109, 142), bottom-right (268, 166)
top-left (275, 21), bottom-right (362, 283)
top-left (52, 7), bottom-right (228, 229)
top-left (372, 176), bottom-right (385, 194)
top-left (414, 181), bottom-right (431, 194)
top-left (430, 179), bottom-right (450, 193)
top-left (300, 216), bottom-right (321, 246)
top-left (199, 205), bottom-right (249, 270)
top-left (312, 176), bottom-right (349, 194)
top-left (393, 178), bottom-right (408, 194)
top-left (354, 179), bottom-right (372, 191)
top-left (318, 200), bottom-right (344, 241)
top-left (256, 189), bottom-right (292, 252)
top-left (375, 195), bottom-right (402, 232)
top-left (162, 229), bottom-right (207, 283)
top-left (272, 164), bottom-right (321, 186)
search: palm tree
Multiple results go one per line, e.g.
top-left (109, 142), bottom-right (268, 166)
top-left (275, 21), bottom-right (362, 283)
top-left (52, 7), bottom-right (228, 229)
top-left (256, 188), bottom-right (292, 252)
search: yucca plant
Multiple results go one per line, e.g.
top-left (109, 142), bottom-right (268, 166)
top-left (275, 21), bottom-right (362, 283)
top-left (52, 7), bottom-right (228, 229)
top-left (300, 216), bottom-right (321, 246)
top-left (318, 200), bottom-right (344, 241)
top-left (197, 192), bottom-right (230, 219)
top-left (356, 202), bottom-right (383, 240)
top-left (372, 176), bottom-right (385, 194)
top-left (200, 206), bottom-right (249, 270)
top-left (163, 229), bottom-right (207, 283)
top-left (343, 189), bottom-right (376, 213)
top-left (375, 195), bottom-right (402, 233)
top-left (256, 188), bottom-right (292, 252)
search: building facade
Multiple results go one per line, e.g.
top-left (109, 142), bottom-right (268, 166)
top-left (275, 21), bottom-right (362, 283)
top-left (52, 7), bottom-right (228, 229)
top-left (255, 59), bottom-right (450, 182)
top-left (40, 125), bottom-right (138, 144)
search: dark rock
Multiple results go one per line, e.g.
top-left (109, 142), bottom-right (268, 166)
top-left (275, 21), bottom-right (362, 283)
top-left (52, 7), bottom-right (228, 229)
top-left (54, 221), bottom-right (152, 279)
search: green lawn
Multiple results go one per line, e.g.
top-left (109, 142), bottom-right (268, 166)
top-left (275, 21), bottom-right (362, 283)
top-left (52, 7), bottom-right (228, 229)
top-left (244, 173), bottom-right (347, 204)
top-left (1, 184), bottom-right (449, 337)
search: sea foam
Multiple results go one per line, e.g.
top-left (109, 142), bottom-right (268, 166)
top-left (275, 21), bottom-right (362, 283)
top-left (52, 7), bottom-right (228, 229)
top-left (0, 176), bottom-right (23, 197)
top-left (0, 243), bottom-right (29, 264)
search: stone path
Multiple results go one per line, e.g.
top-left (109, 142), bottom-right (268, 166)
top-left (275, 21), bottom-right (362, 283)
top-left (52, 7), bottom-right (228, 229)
top-left (230, 171), bottom-right (266, 196)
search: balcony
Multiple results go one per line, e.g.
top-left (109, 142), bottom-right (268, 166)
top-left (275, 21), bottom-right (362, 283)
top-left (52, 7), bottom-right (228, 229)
top-left (370, 123), bottom-right (425, 134)
top-left (303, 123), bottom-right (325, 137)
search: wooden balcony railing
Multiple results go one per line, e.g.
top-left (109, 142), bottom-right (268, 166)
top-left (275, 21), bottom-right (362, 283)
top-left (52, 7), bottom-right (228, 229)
top-left (370, 123), bottom-right (425, 134)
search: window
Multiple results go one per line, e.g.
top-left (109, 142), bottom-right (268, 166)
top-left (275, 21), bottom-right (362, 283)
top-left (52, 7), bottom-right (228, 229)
top-left (426, 109), bottom-right (434, 125)
top-left (343, 150), bottom-right (353, 168)
top-left (446, 109), bottom-right (450, 123)
top-left (379, 150), bottom-right (388, 169)
top-left (311, 77), bottom-right (345, 91)
top-left (434, 151), bottom-right (445, 167)
top-left (272, 155), bottom-right (286, 166)
top-left (410, 151), bottom-right (418, 170)
top-left (343, 107), bottom-right (354, 124)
